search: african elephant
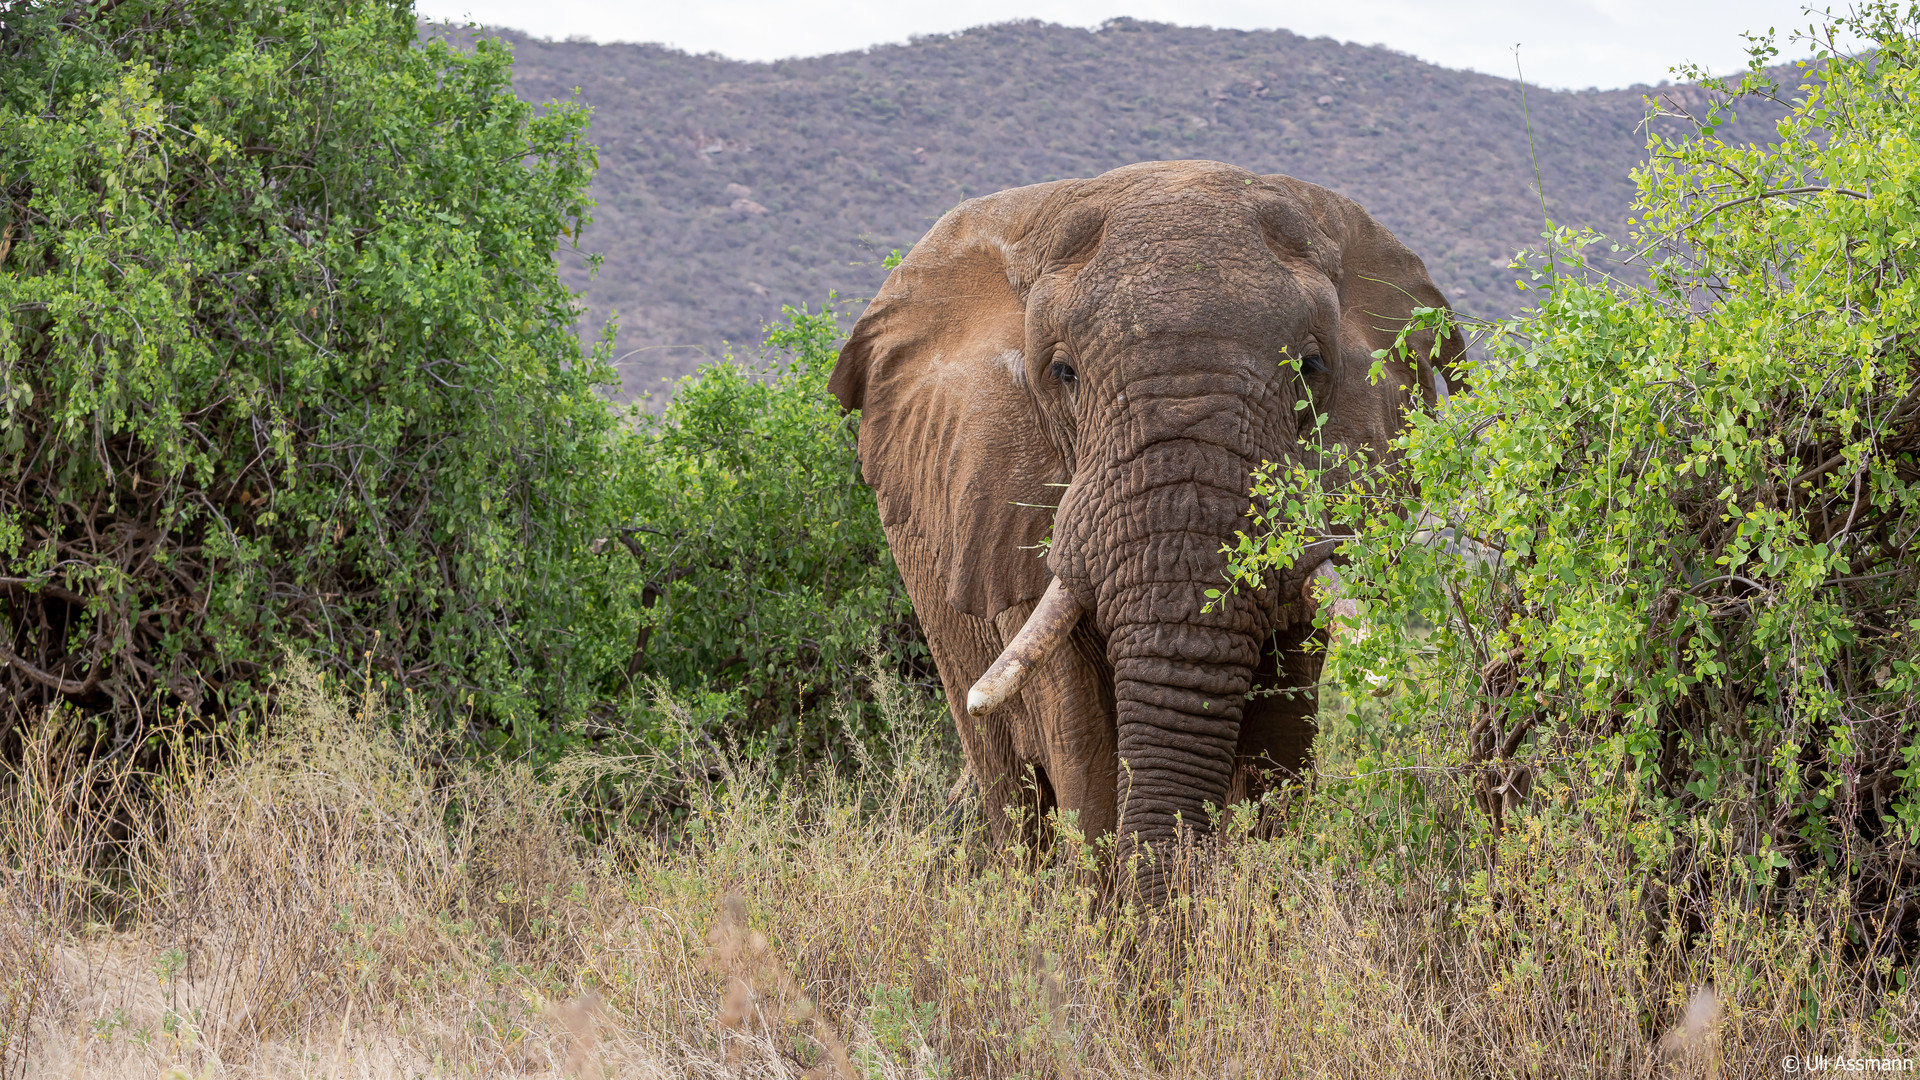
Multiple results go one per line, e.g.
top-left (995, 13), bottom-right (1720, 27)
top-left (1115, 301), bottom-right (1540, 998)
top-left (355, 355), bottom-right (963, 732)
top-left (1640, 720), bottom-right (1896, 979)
top-left (830, 160), bottom-right (1463, 899)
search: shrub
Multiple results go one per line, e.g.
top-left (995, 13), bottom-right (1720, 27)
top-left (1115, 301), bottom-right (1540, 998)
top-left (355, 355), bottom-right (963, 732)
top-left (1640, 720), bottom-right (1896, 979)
top-left (0, 2), bottom-right (915, 768)
top-left (602, 302), bottom-right (928, 771)
top-left (1231, 2), bottom-right (1920, 956)
top-left (0, 0), bottom-right (619, 747)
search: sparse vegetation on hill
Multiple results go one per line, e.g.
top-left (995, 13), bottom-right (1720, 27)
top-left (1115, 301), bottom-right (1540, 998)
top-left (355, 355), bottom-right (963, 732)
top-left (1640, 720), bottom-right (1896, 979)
top-left (463, 16), bottom-right (1787, 396)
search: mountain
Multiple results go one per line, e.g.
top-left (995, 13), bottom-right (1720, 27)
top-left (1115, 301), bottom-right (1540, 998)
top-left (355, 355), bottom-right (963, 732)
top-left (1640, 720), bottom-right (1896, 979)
top-left (446, 18), bottom-right (1786, 398)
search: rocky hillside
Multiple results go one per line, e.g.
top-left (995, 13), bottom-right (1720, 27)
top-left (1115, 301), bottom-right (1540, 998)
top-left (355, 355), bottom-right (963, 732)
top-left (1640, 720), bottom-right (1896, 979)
top-left (451, 18), bottom-right (1784, 397)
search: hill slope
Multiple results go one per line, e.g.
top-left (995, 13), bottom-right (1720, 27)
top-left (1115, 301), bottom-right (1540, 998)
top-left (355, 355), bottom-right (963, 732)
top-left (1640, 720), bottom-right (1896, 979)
top-left (466, 19), bottom-right (1781, 395)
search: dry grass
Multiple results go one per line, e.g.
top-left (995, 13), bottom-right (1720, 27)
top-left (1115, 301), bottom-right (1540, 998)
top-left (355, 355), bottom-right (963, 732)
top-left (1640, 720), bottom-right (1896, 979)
top-left (2, 662), bottom-right (1915, 1078)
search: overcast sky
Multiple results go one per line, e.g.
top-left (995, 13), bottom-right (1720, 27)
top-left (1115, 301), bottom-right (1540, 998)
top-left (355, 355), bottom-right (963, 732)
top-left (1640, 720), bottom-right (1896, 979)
top-left (414, 1), bottom-right (1835, 90)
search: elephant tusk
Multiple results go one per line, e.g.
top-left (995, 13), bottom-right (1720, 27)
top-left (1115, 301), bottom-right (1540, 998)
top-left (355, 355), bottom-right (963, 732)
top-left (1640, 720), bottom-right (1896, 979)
top-left (1302, 562), bottom-right (1364, 642)
top-left (966, 578), bottom-right (1083, 717)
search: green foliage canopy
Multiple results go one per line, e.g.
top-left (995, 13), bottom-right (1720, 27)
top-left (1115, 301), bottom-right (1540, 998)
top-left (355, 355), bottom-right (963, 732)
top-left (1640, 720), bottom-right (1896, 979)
top-left (0, 0), bottom-right (619, 742)
top-left (1231, 3), bottom-right (1920, 942)
top-left (0, 2), bottom-right (919, 765)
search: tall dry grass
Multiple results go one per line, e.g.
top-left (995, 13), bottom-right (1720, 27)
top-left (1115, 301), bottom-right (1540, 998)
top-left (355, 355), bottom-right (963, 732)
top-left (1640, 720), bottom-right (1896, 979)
top-left (2, 660), bottom-right (1914, 1077)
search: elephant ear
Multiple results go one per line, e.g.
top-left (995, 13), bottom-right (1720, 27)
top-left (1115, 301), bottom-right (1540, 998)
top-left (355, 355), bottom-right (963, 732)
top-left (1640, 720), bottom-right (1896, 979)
top-left (830, 183), bottom-right (1072, 619)
top-left (1268, 177), bottom-right (1467, 413)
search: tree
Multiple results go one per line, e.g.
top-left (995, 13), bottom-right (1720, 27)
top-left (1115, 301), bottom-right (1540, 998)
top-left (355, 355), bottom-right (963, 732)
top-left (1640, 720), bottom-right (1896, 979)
top-left (0, 0), bottom-right (615, 747)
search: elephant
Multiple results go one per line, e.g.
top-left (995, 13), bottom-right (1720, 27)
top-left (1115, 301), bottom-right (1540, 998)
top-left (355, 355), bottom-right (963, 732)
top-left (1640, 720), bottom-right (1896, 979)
top-left (829, 160), bottom-right (1463, 899)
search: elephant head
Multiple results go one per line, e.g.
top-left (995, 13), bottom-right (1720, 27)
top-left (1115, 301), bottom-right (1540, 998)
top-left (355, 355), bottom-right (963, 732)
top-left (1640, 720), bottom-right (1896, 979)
top-left (831, 161), bottom-right (1462, 898)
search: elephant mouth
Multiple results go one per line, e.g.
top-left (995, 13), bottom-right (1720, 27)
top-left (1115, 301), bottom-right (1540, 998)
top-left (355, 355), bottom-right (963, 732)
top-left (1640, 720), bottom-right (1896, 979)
top-left (967, 561), bottom-right (1355, 718)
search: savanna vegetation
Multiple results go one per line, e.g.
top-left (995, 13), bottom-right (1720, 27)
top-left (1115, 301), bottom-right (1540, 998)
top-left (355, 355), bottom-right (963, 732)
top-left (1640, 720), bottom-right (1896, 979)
top-left (0, 0), bottom-right (912, 771)
top-left (5, 0), bottom-right (1920, 1076)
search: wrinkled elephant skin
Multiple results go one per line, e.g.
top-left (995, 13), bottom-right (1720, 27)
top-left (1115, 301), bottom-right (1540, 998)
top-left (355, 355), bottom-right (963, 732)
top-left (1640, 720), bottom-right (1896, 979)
top-left (829, 161), bottom-right (1463, 900)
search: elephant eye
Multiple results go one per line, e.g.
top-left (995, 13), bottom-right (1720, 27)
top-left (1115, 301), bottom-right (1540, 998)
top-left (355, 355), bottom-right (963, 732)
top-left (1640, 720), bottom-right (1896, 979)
top-left (1300, 353), bottom-right (1328, 376)
top-left (1050, 360), bottom-right (1078, 386)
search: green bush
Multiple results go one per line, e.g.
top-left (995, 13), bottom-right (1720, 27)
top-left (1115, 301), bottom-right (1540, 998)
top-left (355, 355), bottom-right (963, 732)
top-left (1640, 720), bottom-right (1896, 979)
top-left (1233, 2), bottom-right (1920, 953)
top-left (0, 0), bottom-right (919, 765)
top-left (604, 302), bottom-right (927, 768)
top-left (0, 0), bottom-right (623, 748)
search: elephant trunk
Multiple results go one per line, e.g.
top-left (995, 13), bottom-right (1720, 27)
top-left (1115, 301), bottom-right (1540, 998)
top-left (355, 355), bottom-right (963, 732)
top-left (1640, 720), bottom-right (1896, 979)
top-left (1051, 392), bottom-right (1283, 902)
top-left (1108, 616), bottom-right (1259, 903)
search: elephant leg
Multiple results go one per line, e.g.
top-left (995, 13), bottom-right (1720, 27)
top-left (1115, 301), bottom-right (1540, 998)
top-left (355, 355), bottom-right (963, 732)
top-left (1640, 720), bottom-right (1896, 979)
top-left (1230, 619), bottom-right (1325, 805)
top-left (992, 605), bottom-right (1119, 841)
top-left (885, 526), bottom-right (1048, 846)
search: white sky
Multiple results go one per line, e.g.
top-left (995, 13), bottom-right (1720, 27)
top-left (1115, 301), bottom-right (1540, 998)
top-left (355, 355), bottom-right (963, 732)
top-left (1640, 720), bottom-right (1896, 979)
top-left (414, 1), bottom-right (1836, 90)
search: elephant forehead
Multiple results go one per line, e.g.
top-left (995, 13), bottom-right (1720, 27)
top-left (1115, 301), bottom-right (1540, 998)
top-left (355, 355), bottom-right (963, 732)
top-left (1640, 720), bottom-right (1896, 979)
top-left (1062, 237), bottom-right (1316, 344)
top-left (1074, 159), bottom-right (1271, 215)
